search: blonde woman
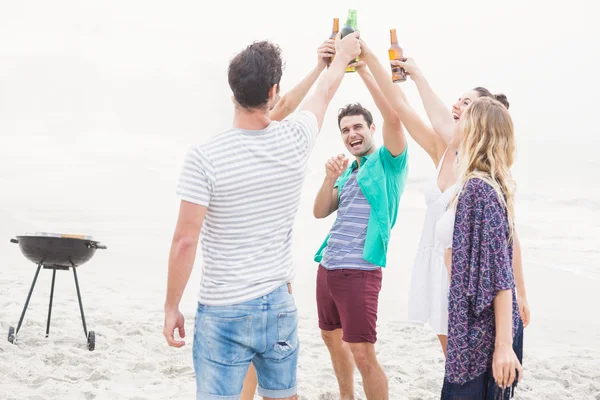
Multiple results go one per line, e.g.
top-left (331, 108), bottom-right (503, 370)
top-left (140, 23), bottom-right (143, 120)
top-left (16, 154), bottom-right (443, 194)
top-left (358, 43), bottom-right (530, 357)
top-left (436, 97), bottom-right (523, 398)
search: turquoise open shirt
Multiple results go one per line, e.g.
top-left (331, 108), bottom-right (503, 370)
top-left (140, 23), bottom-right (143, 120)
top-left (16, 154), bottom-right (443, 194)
top-left (314, 145), bottom-right (409, 267)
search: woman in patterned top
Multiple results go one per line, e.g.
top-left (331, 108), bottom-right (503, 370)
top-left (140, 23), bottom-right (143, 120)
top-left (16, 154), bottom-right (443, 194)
top-left (439, 96), bottom-right (523, 399)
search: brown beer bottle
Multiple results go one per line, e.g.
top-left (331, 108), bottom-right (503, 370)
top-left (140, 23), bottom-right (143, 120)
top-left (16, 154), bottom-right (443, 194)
top-left (389, 29), bottom-right (406, 82)
top-left (327, 18), bottom-right (339, 67)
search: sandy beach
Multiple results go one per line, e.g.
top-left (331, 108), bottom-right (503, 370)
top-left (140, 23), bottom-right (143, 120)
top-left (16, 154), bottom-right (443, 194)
top-left (1, 165), bottom-right (600, 399)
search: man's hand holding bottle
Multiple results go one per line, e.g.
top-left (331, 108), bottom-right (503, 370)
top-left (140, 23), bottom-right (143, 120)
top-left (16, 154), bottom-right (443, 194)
top-left (333, 31), bottom-right (361, 65)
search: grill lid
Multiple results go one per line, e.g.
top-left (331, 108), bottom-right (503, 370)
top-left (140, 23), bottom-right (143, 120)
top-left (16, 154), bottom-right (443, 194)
top-left (20, 232), bottom-right (96, 241)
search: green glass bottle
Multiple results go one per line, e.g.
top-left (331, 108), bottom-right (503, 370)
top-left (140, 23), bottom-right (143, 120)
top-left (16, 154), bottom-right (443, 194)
top-left (340, 9), bottom-right (358, 73)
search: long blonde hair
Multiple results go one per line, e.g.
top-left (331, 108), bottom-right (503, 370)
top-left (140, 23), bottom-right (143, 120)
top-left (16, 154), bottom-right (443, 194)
top-left (453, 96), bottom-right (517, 239)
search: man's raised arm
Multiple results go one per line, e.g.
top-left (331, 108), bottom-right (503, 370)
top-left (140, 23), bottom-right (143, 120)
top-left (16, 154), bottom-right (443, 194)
top-left (299, 31), bottom-right (361, 131)
top-left (352, 61), bottom-right (406, 156)
top-left (270, 40), bottom-right (335, 121)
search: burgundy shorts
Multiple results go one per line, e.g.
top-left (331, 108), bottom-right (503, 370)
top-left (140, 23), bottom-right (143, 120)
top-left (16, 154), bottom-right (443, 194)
top-left (316, 264), bottom-right (383, 344)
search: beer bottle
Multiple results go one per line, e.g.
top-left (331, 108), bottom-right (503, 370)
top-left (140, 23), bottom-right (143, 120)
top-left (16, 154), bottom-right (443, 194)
top-left (340, 9), bottom-right (358, 73)
top-left (389, 29), bottom-right (406, 82)
top-left (327, 18), bottom-right (339, 67)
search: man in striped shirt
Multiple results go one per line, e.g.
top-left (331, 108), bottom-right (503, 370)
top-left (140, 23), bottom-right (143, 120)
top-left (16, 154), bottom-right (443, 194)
top-left (312, 60), bottom-right (409, 399)
top-left (163, 33), bottom-right (361, 400)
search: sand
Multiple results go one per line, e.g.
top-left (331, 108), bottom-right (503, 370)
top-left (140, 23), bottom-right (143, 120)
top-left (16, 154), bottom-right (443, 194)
top-left (1, 186), bottom-right (600, 400)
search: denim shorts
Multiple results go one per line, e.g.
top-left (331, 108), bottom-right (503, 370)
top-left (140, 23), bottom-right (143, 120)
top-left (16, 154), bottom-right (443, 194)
top-left (193, 284), bottom-right (299, 399)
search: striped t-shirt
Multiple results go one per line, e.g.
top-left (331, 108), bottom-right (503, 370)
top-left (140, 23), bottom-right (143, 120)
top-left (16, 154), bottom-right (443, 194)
top-left (176, 111), bottom-right (319, 306)
top-left (321, 170), bottom-right (379, 270)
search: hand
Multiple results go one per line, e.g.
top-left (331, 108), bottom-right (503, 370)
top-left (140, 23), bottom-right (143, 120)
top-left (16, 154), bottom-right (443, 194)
top-left (348, 60), bottom-right (367, 73)
top-left (358, 38), bottom-right (373, 58)
top-left (390, 57), bottom-right (421, 80)
top-left (163, 308), bottom-right (186, 348)
top-left (492, 343), bottom-right (523, 390)
top-left (334, 31), bottom-right (361, 63)
top-left (325, 154), bottom-right (349, 180)
top-left (518, 296), bottom-right (531, 328)
top-left (317, 39), bottom-right (336, 69)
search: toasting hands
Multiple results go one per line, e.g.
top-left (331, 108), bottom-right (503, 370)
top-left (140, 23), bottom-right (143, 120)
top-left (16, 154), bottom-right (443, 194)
top-left (334, 31), bottom-right (361, 63)
top-left (390, 57), bottom-right (421, 80)
top-left (317, 39), bottom-right (336, 69)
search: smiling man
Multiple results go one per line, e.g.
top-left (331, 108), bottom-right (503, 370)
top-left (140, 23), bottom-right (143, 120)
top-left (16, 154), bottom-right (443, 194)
top-left (311, 61), bottom-right (408, 400)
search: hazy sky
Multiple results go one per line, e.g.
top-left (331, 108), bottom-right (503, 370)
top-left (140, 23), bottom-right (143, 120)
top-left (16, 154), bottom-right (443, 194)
top-left (0, 0), bottom-right (598, 216)
top-left (1, 0), bottom-right (596, 139)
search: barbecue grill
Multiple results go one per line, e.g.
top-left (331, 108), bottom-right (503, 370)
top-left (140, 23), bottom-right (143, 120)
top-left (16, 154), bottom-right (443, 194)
top-left (7, 232), bottom-right (106, 351)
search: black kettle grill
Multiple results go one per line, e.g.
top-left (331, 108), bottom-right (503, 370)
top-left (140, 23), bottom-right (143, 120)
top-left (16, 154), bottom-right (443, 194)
top-left (8, 233), bottom-right (106, 351)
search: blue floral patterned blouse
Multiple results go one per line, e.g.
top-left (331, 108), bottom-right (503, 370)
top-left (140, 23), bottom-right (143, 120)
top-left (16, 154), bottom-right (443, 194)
top-left (445, 178), bottom-right (521, 385)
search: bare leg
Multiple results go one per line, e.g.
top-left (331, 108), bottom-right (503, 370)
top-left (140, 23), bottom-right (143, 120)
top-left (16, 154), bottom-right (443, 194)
top-left (437, 335), bottom-right (448, 358)
top-left (348, 342), bottom-right (388, 400)
top-left (241, 363), bottom-right (258, 400)
top-left (442, 248), bottom-right (451, 359)
top-left (322, 329), bottom-right (356, 399)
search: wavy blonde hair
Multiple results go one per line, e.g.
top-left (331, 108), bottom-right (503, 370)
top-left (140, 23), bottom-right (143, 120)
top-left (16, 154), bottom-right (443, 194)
top-left (454, 96), bottom-right (517, 239)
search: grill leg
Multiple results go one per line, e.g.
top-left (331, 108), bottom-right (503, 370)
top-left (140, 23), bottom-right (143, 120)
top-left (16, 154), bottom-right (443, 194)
top-left (15, 264), bottom-right (43, 335)
top-left (45, 268), bottom-right (57, 338)
top-left (72, 267), bottom-right (88, 337)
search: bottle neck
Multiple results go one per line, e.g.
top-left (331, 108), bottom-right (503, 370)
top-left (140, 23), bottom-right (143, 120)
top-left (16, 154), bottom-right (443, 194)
top-left (332, 18), bottom-right (339, 33)
top-left (390, 29), bottom-right (398, 44)
top-left (345, 10), bottom-right (357, 28)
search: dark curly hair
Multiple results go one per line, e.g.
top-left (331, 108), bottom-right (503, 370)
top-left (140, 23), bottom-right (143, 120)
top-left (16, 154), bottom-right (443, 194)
top-left (228, 41), bottom-right (283, 110)
top-left (337, 103), bottom-right (374, 129)
top-left (473, 87), bottom-right (510, 109)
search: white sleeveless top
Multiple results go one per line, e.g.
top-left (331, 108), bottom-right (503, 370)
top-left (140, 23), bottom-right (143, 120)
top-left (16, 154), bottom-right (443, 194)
top-left (435, 206), bottom-right (456, 250)
top-left (407, 149), bottom-right (457, 335)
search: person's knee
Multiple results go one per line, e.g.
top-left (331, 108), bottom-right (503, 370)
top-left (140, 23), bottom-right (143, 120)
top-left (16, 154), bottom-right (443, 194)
top-left (321, 329), bottom-right (342, 348)
top-left (349, 343), bottom-right (375, 373)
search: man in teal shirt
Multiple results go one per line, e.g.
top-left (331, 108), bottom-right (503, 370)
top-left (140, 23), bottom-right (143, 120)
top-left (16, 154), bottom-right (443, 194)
top-left (312, 61), bottom-right (408, 400)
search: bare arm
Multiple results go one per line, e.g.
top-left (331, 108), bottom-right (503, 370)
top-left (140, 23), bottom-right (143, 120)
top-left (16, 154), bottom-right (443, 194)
top-left (164, 200), bottom-right (207, 310)
top-left (488, 193), bottom-right (523, 389)
top-left (270, 66), bottom-right (324, 121)
top-left (270, 40), bottom-right (334, 121)
top-left (313, 178), bottom-right (339, 218)
top-left (360, 43), bottom-right (445, 165)
top-left (314, 155), bottom-right (348, 218)
top-left (407, 65), bottom-right (455, 145)
top-left (512, 233), bottom-right (527, 299)
top-left (493, 289), bottom-right (523, 388)
top-left (300, 31), bottom-right (361, 130)
top-left (355, 64), bottom-right (406, 156)
top-left (512, 232), bottom-right (530, 327)
top-left (494, 290), bottom-right (514, 348)
top-left (163, 200), bottom-right (207, 348)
